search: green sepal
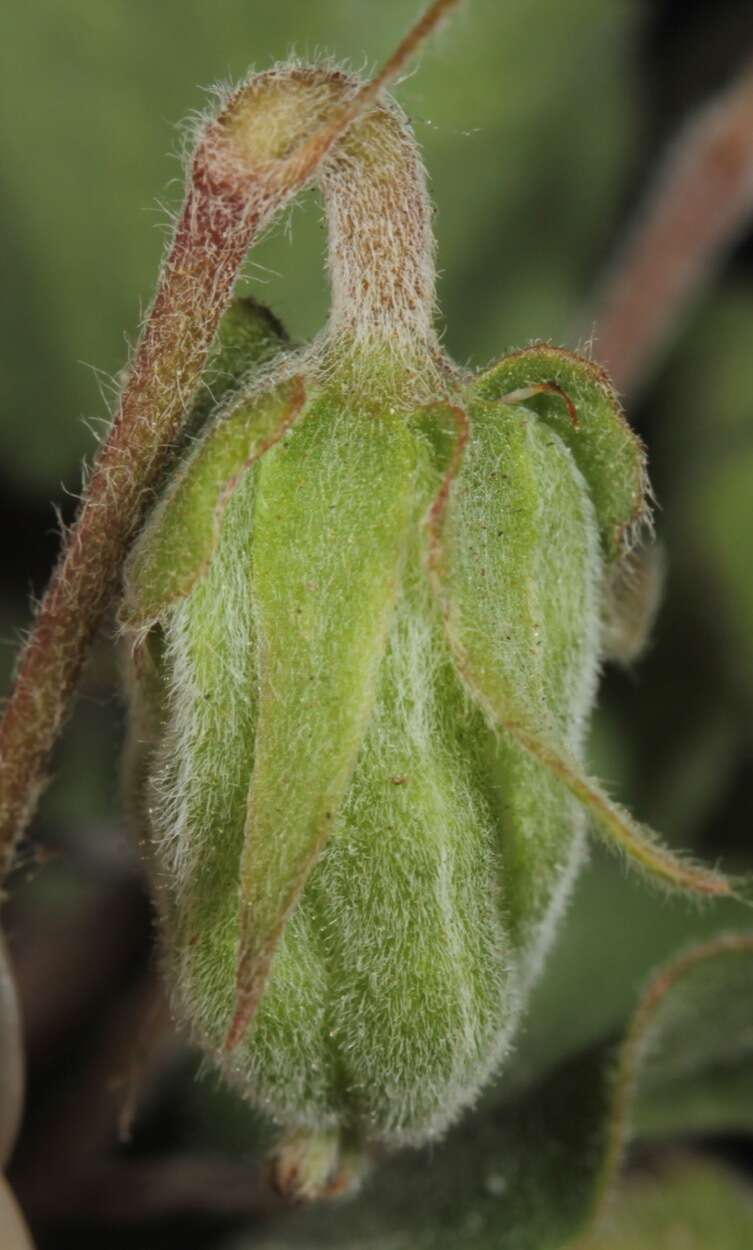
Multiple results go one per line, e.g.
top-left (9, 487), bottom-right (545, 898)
top-left (425, 398), bottom-right (738, 904)
top-left (227, 396), bottom-right (418, 1045)
top-left (186, 295), bottom-right (288, 439)
top-left (418, 398), bottom-right (601, 971)
top-left (121, 375), bottom-right (305, 631)
top-left (469, 346), bottom-right (648, 561)
top-left (423, 396), bottom-right (601, 743)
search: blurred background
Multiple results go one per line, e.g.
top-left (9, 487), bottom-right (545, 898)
top-left (2, 1), bottom-right (753, 1246)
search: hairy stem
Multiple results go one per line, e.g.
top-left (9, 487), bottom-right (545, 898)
top-left (221, 68), bottom-right (437, 351)
top-left (0, 0), bottom-right (461, 877)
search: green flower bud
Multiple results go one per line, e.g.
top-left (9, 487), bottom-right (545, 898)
top-left (120, 67), bottom-right (725, 1198)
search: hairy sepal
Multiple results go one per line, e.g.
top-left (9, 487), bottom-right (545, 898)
top-left (227, 395), bottom-right (418, 1046)
top-left (420, 399), bottom-right (602, 983)
top-left (426, 398), bottom-right (738, 904)
top-left (471, 346), bottom-right (648, 561)
top-left (121, 375), bottom-right (305, 633)
top-left (186, 295), bottom-right (288, 439)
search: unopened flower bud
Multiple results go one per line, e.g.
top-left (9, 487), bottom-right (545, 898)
top-left (121, 65), bottom-right (728, 1199)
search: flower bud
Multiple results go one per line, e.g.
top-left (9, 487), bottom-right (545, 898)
top-left (120, 66), bottom-right (724, 1199)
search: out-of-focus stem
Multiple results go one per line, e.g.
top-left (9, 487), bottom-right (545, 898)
top-left (585, 56), bottom-right (753, 396)
top-left (0, 0), bottom-right (462, 878)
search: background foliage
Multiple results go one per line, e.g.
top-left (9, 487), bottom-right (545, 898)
top-left (1, 1), bottom-right (753, 1247)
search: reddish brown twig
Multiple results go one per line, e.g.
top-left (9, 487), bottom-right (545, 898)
top-left (585, 55), bottom-right (753, 396)
top-left (0, 0), bottom-right (462, 878)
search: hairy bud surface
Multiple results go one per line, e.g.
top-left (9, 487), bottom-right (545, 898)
top-left (121, 67), bottom-right (660, 1197)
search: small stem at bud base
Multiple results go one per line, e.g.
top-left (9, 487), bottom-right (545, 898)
top-left (0, 0), bottom-right (462, 878)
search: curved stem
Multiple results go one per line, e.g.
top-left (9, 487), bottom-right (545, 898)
top-left (217, 69), bottom-right (437, 350)
top-left (0, 0), bottom-right (461, 877)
